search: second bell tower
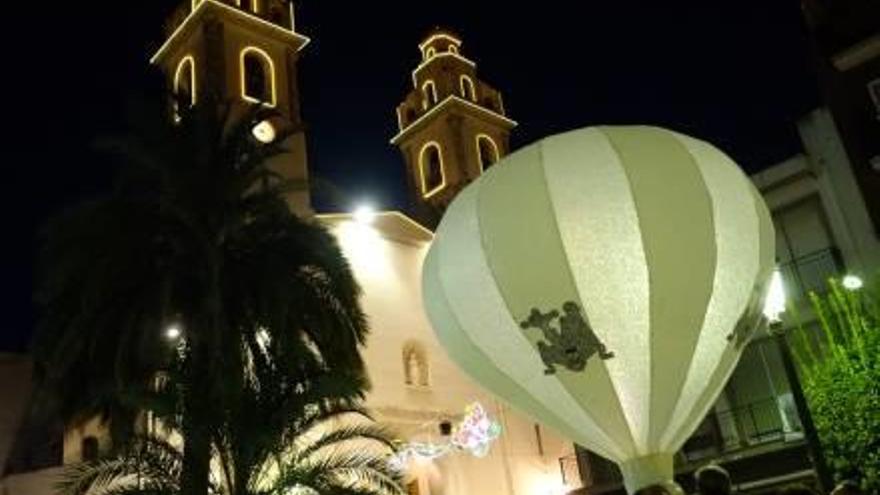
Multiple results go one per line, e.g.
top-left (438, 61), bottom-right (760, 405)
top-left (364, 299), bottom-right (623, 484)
top-left (391, 29), bottom-right (517, 228)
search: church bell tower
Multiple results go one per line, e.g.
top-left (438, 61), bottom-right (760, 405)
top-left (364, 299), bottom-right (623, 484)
top-left (151, 0), bottom-right (312, 215)
top-left (391, 29), bottom-right (517, 228)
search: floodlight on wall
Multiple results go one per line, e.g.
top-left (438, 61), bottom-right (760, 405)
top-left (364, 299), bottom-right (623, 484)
top-left (354, 204), bottom-right (377, 225)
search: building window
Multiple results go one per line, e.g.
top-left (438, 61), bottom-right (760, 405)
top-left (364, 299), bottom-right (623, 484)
top-left (476, 134), bottom-right (500, 171)
top-left (81, 436), bottom-right (99, 462)
top-left (419, 142), bottom-right (445, 198)
top-left (422, 80), bottom-right (438, 109)
top-left (460, 75), bottom-right (477, 102)
top-left (173, 55), bottom-right (196, 119)
top-left (773, 195), bottom-right (839, 299)
top-left (240, 47), bottom-right (276, 107)
top-left (403, 341), bottom-right (429, 387)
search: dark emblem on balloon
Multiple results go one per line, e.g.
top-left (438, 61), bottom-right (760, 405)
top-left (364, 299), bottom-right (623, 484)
top-left (519, 301), bottom-right (615, 375)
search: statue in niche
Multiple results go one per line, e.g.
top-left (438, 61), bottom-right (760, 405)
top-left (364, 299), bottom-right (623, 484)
top-left (403, 344), bottom-right (429, 387)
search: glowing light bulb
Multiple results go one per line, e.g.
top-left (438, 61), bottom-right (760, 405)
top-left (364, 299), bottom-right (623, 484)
top-left (252, 120), bottom-right (277, 143)
top-left (842, 274), bottom-right (864, 291)
top-left (354, 204), bottom-right (377, 225)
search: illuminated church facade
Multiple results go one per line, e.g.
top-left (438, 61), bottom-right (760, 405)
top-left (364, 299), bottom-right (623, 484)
top-left (0, 3), bottom-right (574, 495)
top-left (3, 2), bottom-right (879, 495)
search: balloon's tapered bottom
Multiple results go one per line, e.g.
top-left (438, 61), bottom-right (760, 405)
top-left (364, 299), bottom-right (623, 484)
top-left (619, 453), bottom-right (677, 494)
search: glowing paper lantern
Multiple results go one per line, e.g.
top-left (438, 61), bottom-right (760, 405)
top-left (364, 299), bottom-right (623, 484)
top-left (422, 127), bottom-right (775, 492)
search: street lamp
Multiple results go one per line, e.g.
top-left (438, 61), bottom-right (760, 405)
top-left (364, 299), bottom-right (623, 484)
top-left (842, 274), bottom-right (864, 291)
top-left (165, 325), bottom-right (182, 340)
top-left (763, 268), bottom-right (833, 492)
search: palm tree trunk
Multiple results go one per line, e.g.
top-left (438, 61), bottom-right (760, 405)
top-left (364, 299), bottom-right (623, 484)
top-left (180, 247), bottom-right (224, 495)
top-left (181, 354), bottom-right (212, 495)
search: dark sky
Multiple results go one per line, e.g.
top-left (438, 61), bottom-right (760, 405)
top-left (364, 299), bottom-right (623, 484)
top-left (3, 1), bottom-right (819, 351)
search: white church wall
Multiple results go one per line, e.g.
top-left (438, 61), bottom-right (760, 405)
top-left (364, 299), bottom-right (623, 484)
top-left (324, 215), bottom-right (574, 495)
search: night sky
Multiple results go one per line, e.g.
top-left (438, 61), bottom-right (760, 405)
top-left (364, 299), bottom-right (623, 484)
top-left (3, 1), bottom-right (819, 351)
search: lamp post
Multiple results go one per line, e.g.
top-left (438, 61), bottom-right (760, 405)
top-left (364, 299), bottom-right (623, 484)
top-left (763, 269), bottom-right (834, 493)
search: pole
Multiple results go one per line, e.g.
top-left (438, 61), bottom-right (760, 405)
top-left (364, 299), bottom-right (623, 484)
top-left (770, 323), bottom-right (834, 492)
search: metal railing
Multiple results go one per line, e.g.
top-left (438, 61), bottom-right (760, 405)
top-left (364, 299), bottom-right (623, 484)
top-left (568, 398), bottom-right (807, 488)
top-left (779, 247), bottom-right (842, 301)
top-left (716, 398), bottom-right (794, 446)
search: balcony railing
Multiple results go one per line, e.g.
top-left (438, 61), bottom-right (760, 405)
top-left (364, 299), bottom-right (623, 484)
top-left (779, 247), bottom-right (842, 301)
top-left (681, 397), bottom-right (803, 463)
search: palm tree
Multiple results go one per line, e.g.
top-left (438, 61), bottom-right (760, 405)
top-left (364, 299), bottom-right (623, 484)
top-left (57, 333), bottom-right (402, 495)
top-left (35, 96), bottom-right (369, 495)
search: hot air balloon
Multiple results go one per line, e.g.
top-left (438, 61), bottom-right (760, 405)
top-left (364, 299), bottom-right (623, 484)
top-left (422, 126), bottom-right (775, 493)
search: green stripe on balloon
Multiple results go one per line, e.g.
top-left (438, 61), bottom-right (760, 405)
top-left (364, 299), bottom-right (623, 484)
top-left (475, 141), bottom-right (637, 456)
top-left (601, 126), bottom-right (717, 450)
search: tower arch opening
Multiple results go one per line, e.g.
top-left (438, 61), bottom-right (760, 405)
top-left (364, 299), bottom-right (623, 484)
top-left (240, 46), bottom-right (277, 107)
top-left (419, 142), bottom-right (445, 197)
top-left (476, 134), bottom-right (500, 172)
top-left (422, 80), bottom-right (438, 109)
top-left (460, 75), bottom-right (476, 102)
top-left (173, 55), bottom-right (196, 119)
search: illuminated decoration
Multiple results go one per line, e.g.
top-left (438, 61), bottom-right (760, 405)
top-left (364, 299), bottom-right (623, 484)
top-left (173, 55), bottom-right (197, 121)
top-left (288, 0), bottom-right (295, 31)
top-left (411, 52), bottom-right (475, 87)
top-left (419, 142), bottom-right (446, 198)
top-left (235, 0), bottom-right (260, 13)
top-left (395, 107), bottom-right (404, 132)
top-left (450, 403), bottom-right (501, 457)
top-left (449, 45), bottom-right (459, 54)
top-left (240, 46), bottom-right (277, 107)
top-left (391, 96), bottom-right (517, 145)
top-left (425, 47), bottom-right (436, 59)
top-left (476, 134), bottom-right (500, 172)
top-left (418, 33), bottom-right (462, 52)
top-left (389, 402), bottom-right (501, 471)
top-left (423, 126), bottom-right (776, 493)
top-left (251, 119), bottom-right (277, 143)
top-left (842, 274), bottom-right (864, 291)
top-left (150, 0), bottom-right (309, 65)
top-left (421, 80), bottom-right (438, 109)
top-left (460, 75), bottom-right (477, 102)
